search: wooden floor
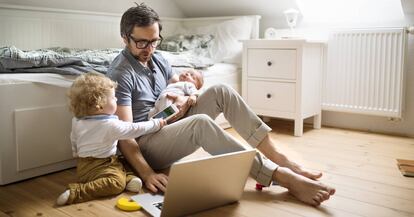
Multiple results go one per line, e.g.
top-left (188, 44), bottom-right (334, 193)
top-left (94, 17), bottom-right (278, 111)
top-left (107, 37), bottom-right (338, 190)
top-left (1, 119), bottom-right (414, 217)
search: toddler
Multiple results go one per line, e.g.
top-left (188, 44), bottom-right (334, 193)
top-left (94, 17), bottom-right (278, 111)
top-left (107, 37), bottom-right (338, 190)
top-left (148, 68), bottom-right (204, 119)
top-left (57, 72), bottom-right (165, 205)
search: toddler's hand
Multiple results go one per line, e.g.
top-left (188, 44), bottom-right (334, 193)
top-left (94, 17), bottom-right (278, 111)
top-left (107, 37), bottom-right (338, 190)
top-left (158, 119), bottom-right (167, 128)
top-left (187, 95), bottom-right (197, 106)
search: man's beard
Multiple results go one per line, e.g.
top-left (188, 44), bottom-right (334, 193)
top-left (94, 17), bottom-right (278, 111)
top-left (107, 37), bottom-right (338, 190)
top-left (135, 51), bottom-right (152, 63)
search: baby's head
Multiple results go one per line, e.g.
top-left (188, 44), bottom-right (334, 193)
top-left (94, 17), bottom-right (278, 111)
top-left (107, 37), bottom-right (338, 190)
top-left (68, 72), bottom-right (117, 118)
top-left (178, 69), bottom-right (204, 89)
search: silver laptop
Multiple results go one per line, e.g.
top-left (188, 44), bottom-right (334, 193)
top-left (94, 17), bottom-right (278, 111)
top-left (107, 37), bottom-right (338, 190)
top-left (132, 149), bottom-right (256, 217)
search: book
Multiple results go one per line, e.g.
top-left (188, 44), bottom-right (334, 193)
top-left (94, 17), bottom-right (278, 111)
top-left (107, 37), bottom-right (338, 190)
top-left (397, 159), bottom-right (414, 166)
top-left (398, 165), bottom-right (414, 177)
top-left (396, 159), bottom-right (414, 177)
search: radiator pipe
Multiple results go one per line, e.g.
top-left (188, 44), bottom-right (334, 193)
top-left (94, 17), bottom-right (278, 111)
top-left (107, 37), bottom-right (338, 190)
top-left (407, 26), bottom-right (414, 34)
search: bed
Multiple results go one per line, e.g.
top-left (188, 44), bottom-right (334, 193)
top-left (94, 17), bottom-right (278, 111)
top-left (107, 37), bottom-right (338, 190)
top-left (0, 3), bottom-right (260, 185)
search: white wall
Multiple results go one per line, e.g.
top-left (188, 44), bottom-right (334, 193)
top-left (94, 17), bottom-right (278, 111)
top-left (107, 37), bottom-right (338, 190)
top-left (300, 3), bottom-right (414, 137)
top-left (174, 0), bottom-right (297, 36)
top-left (175, 0), bottom-right (414, 137)
top-left (0, 0), bottom-right (184, 17)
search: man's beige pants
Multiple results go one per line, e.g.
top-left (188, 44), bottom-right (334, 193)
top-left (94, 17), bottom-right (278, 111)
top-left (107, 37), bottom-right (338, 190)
top-left (138, 84), bottom-right (278, 186)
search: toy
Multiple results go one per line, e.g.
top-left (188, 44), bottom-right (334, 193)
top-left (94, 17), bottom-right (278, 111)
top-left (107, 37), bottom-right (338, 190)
top-left (255, 181), bottom-right (278, 191)
top-left (255, 183), bottom-right (265, 190)
top-left (116, 197), bottom-right (142, 211)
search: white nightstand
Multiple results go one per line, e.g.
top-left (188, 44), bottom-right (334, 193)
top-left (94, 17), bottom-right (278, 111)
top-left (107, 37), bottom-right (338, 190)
top-left (241, 39), bottom-right (324, 136)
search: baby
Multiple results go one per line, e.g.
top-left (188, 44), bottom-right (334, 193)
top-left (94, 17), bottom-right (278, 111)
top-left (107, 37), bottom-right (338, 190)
top-left (148, 68), bottom-right (204, 119)
top-left (57, 72), bottom-right (165, 205)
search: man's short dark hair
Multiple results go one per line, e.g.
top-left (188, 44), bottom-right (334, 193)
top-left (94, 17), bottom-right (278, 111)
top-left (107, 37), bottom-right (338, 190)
top-left (120, 2), bottom-right (162, 38)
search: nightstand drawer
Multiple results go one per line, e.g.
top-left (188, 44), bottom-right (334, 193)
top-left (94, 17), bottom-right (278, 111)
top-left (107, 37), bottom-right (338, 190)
top-left (247, 80), bottom-right (295, 112)
top-left (247, 49), bottom-right (296, 80)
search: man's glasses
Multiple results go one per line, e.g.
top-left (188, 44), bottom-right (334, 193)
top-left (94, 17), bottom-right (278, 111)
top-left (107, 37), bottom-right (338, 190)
top-left (129, 35), bottom-right (162, 49)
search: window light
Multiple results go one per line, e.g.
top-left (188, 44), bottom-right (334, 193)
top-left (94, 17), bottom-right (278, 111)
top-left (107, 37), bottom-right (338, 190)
top-left (296, 0), bottom-right (405, 26)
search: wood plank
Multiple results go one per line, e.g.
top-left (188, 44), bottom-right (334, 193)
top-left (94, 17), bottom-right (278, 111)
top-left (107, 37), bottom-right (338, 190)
top-left (268, 119), bottom-right (413, 147)
top-left (269, 132), bottom-right (414, 162)
top-left (95, 193), bottom-right (149, 217)
top-left (319, 171), bottom-right (414, 201)
top-left (0, 211), bottom-right (10, 217)
top-left (57, 200), bottom-right (132, 217)
top-left (237, 179), bottom-right (363, 217)
top-left (323, 193), bottom-right (414, 217)
top-left (0, 184), bottom-right (70, 217)
top-left (325, 180), bottom-right (414, 214)
top-left (1, 124), bottom-right (414, 217)
top-left (226, 125), bottom-right (414, 216)
top-left (295, 136), bottom-right (414, 160)
top-left (297, 147), bottom-right (400, 176)
top-left (0, 189), bottom-right (49, 217)
top-left (288, 148), bottom-right (414, 189)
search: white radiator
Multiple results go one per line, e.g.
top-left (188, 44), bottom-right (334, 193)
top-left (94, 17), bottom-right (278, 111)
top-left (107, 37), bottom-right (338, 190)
top-left (323, 28), bottom-right (407, 117)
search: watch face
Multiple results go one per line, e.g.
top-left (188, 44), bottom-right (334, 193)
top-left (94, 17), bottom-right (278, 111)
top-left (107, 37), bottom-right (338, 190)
top-left (265, 27), bottom-right (277, 39)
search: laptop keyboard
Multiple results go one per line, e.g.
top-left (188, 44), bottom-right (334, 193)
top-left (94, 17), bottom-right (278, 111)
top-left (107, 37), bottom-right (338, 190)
top-left (153, 201), bottom-right (163, 210)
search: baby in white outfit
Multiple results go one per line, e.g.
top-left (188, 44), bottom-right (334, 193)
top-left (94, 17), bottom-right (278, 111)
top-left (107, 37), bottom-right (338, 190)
top-left (148, 68), bottom-right (204, 119)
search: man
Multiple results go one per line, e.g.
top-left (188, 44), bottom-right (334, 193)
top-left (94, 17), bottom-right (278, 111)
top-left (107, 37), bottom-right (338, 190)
top-left (108, 3), bottom-right (335, 206)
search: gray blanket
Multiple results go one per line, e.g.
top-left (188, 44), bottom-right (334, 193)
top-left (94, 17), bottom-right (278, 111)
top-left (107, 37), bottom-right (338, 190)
top-left (0, 46), bottom-right (121, 75)
top-left (0, 46), bottom-right (215, 75)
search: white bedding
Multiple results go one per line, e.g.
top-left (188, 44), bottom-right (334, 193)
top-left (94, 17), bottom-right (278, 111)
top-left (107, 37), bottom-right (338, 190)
top-left (0, 73), bottom-right (76, 87)
top-left (0, 62), bottom-right (241, 91)
top-left (201, 63), bottom-right (241, 93)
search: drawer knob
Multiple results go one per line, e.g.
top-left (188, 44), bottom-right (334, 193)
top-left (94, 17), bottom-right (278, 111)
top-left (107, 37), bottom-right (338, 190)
top-left (267, 61), bottom-right (272, 66)
top-left (266, 93), bottom-right (272, 98)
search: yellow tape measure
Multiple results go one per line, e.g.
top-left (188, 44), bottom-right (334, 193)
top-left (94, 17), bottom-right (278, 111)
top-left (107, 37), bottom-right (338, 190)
top-left (116, 197), bottom-right (142, 211)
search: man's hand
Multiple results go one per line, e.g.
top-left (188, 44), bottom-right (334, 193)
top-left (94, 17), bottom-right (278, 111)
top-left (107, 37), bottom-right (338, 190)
top-left (143, 172), bottom-right (168, 193)
top-left (166, 94), bottom-right (190, 123)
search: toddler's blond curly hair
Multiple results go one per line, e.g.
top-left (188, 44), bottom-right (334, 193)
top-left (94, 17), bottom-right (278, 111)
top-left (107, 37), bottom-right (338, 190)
top-left (68, 72), bottom-right (117, 118)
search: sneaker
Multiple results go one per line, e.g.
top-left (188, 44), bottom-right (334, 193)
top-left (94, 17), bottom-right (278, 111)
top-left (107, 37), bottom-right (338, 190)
top-left (126, 177), bottom-right (142, 192)
top-left (56, 190), bottom-right (70, 206)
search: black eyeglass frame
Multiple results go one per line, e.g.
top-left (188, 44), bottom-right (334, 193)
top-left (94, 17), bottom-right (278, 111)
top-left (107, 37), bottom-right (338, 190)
top-left (128, 35), bottom-right (163, 49)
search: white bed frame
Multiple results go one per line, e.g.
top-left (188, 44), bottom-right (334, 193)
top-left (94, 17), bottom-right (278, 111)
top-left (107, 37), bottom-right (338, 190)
top-left (0, 3), bottom-right (260, 185)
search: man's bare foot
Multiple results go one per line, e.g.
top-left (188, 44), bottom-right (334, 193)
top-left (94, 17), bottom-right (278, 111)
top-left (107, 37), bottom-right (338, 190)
top-left (282, 160), bottom-right (322, 180)
top-left (256, 135), bottom-right (322, 180)
top-left (273, 167), bottom-right (335, 206)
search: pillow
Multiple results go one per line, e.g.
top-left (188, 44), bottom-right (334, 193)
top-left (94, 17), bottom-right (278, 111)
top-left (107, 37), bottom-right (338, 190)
top-left (187, 17), bottom-right (253, 64)
top-left (159, 34), bottom-right (214, 56)
top-left (157, 50), bottom-right (214, 69)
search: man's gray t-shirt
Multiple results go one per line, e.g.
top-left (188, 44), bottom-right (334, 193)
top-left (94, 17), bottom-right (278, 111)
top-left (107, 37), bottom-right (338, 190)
top-left (108, 48), bottom-right (174, 122)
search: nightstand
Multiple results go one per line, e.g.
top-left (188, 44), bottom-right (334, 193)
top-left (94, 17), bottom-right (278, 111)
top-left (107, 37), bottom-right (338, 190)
top-left (241, 39), bottom-right (324, 136)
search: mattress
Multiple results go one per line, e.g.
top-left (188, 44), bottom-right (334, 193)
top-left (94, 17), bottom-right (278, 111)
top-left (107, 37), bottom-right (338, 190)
top-left (200, 63), bottom-right (241, 93)
top-left (0, 74), bottom-right (76, 185)
top-left (0, 73), bottom-right (76, 87)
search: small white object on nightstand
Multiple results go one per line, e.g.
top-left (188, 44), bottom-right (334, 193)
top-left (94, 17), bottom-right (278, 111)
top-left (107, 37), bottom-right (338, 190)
top-left (264, 27), bottom-right (277, 39)
top-left (283, 8), bottom-right (301, 39)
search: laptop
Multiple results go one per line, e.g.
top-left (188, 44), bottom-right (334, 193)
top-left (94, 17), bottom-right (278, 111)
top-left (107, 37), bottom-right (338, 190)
top-left (132, 149), bottom-right (256, 217)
